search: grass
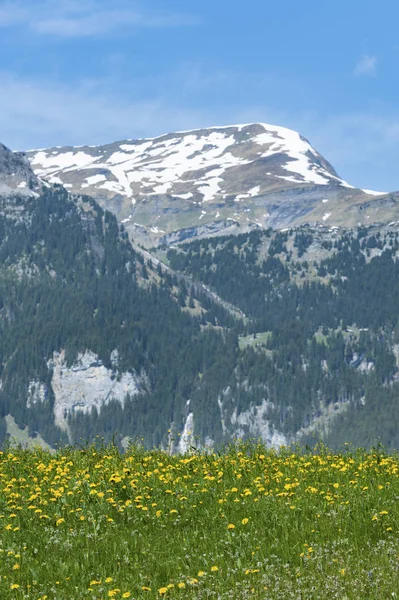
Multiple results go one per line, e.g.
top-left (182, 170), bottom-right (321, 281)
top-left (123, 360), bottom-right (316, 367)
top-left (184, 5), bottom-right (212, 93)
top-left (4, 416), bottom-right (51, 452)
top-left (1, 442), bottom-right (399, 598)
top-left (238, 332), bottom-right (272, 351)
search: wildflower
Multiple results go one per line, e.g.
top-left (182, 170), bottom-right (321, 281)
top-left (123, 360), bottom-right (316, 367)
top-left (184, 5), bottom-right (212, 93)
top-left (177, 582), bottom-right (186, 589)
top-left (227, 523), bottom-right (235, 530)
top-left (198, 571), bottom-right (205, 577)
top-left (10, 583), bottom-right (20, 589)
top-left (211, 566), bottom-right (219, 572)
top-left (158, 587), bottom-right (168, 595)
top-left (122, 593), bottom-right (131, 598)
top-left (242, 518), bottom-right (249, 525)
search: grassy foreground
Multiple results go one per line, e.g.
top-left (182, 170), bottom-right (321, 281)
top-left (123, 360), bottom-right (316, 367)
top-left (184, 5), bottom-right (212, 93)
top-left (1, 443), bottom-right (399, 599)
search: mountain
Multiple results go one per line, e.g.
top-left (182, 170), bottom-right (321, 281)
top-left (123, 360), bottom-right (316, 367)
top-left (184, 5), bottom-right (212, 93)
top-left (25, 123), bottom-right (395, 247)
top-left (3, 139), bottom-right (399, 451)
top-left (0, 143), bottom-right (42, 196)
top-left (165, 224), bottom-right (399, 449)
top-left (0, 142), bottom-right (241, 449)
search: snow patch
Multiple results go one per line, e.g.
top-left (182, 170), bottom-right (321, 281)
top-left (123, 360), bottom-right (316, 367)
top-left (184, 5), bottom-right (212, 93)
top-left (362, 188), bottom-right (387, 196)
top-left (85, 174), bottom-right (107, 186)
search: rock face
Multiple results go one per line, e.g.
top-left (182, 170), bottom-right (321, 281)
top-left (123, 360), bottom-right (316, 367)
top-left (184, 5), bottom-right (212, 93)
top-left (26, 123), bottom-right (393, 246)
top-left (48, 350), bottom-right (143, 433)
top-left (228, 399), bottom-right (288, 448)
top-left (0, 143), bottom-right (41, 196)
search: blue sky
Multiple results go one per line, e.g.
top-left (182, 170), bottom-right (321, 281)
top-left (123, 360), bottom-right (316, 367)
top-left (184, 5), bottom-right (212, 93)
top-left (1, 0), bottom-right (398, 190)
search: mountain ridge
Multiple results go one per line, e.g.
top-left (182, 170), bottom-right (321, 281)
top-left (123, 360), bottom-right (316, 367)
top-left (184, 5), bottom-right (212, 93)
top-left (25, 122), bottom-right (393, 246)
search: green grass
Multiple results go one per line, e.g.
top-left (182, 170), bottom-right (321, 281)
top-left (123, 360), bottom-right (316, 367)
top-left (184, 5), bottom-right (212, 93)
top-left (4, 415), bottom-right (51, 452)
top-left (1, 443), bottom-right (399, 598)
top-left (238, 332), bottom-right (272, 351)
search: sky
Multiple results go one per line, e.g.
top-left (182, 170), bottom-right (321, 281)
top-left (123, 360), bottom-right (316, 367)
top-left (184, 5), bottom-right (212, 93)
top-left (1, 0), bottom-right (399, 191)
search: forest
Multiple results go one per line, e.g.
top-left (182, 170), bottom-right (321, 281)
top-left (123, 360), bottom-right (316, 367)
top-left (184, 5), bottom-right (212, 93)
top-left (1, 185), bottom-right (399, 449)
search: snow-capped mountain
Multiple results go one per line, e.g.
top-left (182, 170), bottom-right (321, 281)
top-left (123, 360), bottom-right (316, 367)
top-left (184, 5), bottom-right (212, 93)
top-left (26, 123), bottom-right (394, 245)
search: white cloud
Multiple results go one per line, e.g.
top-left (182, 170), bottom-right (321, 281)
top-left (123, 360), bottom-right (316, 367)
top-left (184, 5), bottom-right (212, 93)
top-left (0, 73), bottom-right (212, 150)
top-left (0, 0), bottom-right (198, 37)
top-left (354, 54), bottom-right (377, 77)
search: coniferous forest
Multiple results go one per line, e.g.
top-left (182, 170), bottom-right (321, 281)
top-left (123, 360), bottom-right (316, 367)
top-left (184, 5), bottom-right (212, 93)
top-left (1, 184), bottom-right (399, 449)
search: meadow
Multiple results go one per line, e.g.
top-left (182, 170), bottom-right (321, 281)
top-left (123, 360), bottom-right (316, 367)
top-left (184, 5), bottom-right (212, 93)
top-left (1, 442), bottom-right (399, 599)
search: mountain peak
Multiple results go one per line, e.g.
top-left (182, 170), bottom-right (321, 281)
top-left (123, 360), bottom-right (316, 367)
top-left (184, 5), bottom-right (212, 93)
top-left (25, 123), bottom-right (394, 245)
top-left (0, 143), bottom-right (41, 196)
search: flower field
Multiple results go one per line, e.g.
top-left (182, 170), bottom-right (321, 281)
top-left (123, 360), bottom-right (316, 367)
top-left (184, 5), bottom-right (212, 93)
top-left (1, 443), bottom-right (399, 599)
